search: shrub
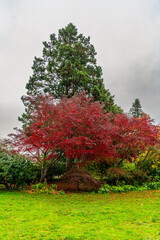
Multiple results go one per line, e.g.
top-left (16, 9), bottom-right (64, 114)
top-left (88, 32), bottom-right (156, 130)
top-left (98, 181), bottom-right (160, 194)
top-left (98, 186), bottom-right (109, 194)
top-left (130, 169), bottom-right (151, 185)
top-left (98, 184), bottom-right (125, 194)
top-left (104, 167), bottom-right (133, 185)
top-left (0, 153), bottom-right (39, 189)
top-left (121, 160), bottom-right (136, 171)
top-left (61, 166), bottom-right (101, 191)
top-left (85, 161), bottom-right (111, 180)
top-left (143, 181), bottom-right (160, 190)
top-left (136, 146), bottom-right (160, 178)
top-left (103, 167), bottom-right (151, 186)
top-left (31, 181), bottom-right (57, 193)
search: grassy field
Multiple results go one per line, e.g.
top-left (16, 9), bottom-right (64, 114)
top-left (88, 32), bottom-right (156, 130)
top-left (0, 190), bottom-right (160, 240)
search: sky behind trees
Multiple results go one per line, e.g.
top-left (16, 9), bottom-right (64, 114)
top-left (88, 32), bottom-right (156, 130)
top-left (1, 0), bottom-right (160, 138)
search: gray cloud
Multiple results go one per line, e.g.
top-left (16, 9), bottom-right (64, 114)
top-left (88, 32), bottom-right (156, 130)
top-left (1, 0), bottom-right (160, 138)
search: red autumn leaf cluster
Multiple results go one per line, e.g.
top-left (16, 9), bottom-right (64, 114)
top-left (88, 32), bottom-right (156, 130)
top-left (8, 93), bottom-right (160, 167)
top-left (111, 113), bottom-right (159, 162)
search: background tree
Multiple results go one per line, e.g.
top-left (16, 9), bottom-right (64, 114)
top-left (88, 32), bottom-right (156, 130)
top-left (19, 23), bottom-right (122, 125)
top-left (129, 98), bottom-right (143, 117)
top-left (0, 139), bottom-right (11, 154)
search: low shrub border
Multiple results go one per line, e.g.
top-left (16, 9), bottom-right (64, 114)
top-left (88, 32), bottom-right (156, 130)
top-left (98, 181), bottom-right (160, 194)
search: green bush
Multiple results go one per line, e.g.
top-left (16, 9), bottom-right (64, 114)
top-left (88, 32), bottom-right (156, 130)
top-left (98, 181), bottom-right (160, 194)
top-left (104, 167), bottom-right (133, 185)
top-left (130, 169), bottom-right (151, 185)
top-left (98, 184), bottom-right (110, 194)
top-left (103, 167), bottom-right (151, 186)
top-left (86, 161), bottom-right (111, 180)
top-left (143, 181), bottom-right (160, 190)
top-left (0, 153), bottom-right (39, 189)
top-left (31, 182), bottom-right (57, 193)
top-left (136, 146), bottom-right (160, 178)
top-left (121, 160), bottom-right (136, 171)
top-left (152, 173), bottom-right (160, 182)
top-left (30, 182), bottom-right (66, 194)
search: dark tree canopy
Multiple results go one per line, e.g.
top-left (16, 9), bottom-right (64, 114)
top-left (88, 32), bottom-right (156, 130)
top-left (21, 23), bottom-right (122, 125)
top-left (129, 98), bottom-right (143, 118)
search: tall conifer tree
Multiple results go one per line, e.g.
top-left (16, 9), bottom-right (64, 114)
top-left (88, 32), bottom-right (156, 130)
top-left (129, 98), bottom-right (143, 117)
top-left (20, 23), bottom-right (122, 125)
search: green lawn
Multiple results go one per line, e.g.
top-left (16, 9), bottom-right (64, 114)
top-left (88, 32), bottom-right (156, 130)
top-left (0, 190), bottom-right (160, 240)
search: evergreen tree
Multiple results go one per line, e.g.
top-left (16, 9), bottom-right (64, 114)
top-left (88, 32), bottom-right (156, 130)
top-left (20, 23), bottom-right (122, 124)
top-left (129, 98), bottom-right (143, 117)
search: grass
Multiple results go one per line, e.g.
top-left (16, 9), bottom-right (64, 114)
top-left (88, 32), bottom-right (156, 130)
top-left (0, 190), bottom-right (160, 239)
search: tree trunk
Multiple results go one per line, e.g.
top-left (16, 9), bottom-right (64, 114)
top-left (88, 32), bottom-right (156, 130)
top-left (76, 182), bottom-right (80, 191)
top-left (66, 158), bottom-right (74, 171)
top-left (40, 166), bottom-right (48, 183)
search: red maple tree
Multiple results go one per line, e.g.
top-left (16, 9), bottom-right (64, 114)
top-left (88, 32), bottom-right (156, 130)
top-left (8, 93), bottom-right (115, 181)
top-left (111, 113), bottom-right (159, 165)
top-left (8, 93), bottom-right (160, 181)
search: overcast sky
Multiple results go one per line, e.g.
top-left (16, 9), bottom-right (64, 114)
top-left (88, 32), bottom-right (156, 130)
top-left (1, 0), bottom-right (160, 139)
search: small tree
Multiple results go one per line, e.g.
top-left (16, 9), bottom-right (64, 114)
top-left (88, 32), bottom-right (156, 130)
top-left (129, 98), bottom-right (143, 117)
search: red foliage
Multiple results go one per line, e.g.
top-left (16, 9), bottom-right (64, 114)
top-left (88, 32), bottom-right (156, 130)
top-left (8, 93), bottom-right (160, 168)
top-left (52, 93), bottom-right (115, 163)
top-left (111, 114), bottom-right (159, 162)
